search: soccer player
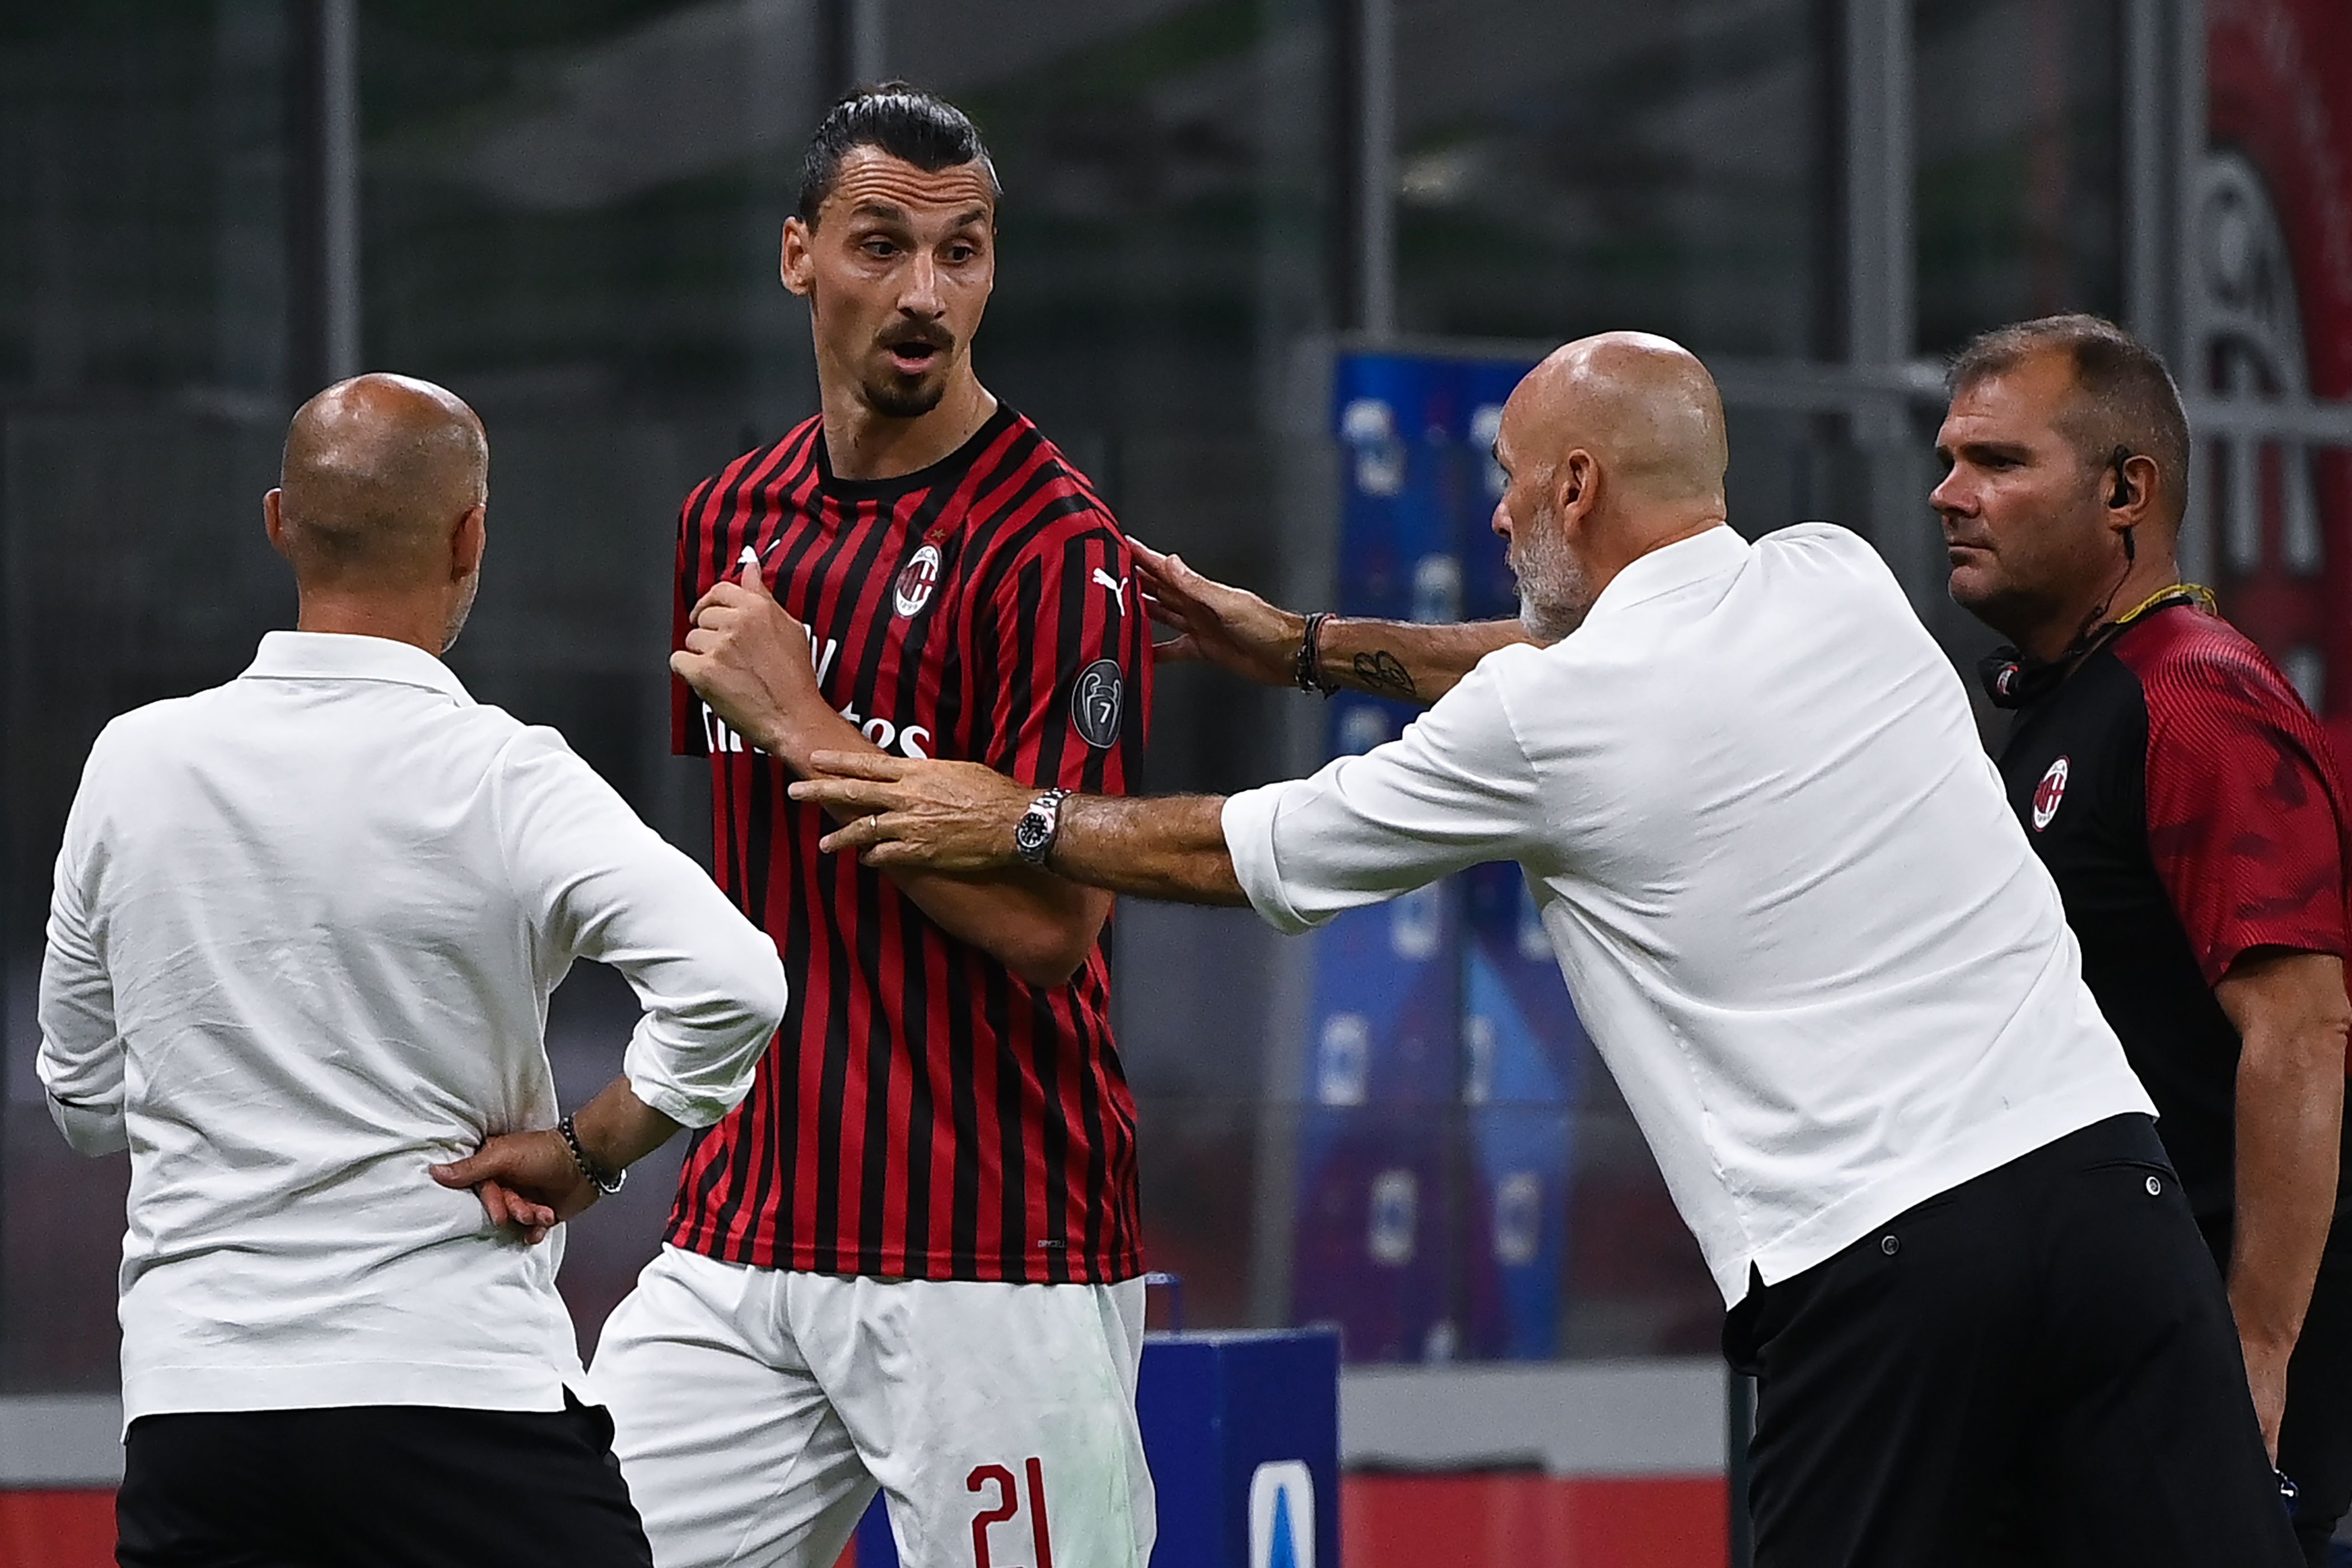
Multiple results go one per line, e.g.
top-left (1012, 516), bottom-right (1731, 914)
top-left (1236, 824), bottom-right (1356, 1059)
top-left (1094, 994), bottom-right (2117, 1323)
top-left (38, 374), bottom-right (789, 1568)
top-left (796, 333), bottom-right (2304, 1565)
top-left (1934, 314), bottom-right (2352, 1562)
top-left (589, 86), bottom-right (1155, 1567)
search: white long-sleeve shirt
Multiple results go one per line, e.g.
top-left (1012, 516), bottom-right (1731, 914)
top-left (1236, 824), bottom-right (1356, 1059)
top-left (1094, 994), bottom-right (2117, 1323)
top-left (37, 631), bottom-right (788, 1425)
top-left (1223, 522), bottom-right (2153, 1304)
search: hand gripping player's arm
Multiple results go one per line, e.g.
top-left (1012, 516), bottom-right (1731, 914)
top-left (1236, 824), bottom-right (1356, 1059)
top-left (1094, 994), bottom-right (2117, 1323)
top-left (792, 654), bottom-right (1543, 914)
top-left (674, 554), bottom-right (1113, 988)
top-left (1133, 540), bottom-right (1533, 705)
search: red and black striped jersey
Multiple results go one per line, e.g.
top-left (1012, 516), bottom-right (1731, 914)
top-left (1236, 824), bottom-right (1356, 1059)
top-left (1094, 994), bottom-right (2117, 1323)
top-left (665, 403), bottom-right (1150, 1284)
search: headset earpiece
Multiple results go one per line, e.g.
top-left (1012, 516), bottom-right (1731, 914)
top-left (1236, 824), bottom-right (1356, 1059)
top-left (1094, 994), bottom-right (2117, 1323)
top-left (2108, 446), bottom-right (2136, 510)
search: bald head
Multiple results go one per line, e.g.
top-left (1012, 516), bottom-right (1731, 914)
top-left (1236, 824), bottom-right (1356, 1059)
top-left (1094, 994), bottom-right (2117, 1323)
top-left (1487, 333), bottom-right (1730, 642)
top-left (276, 374), bottom-right (487, 588)
top-left (1504, 332), bottom-right (1728, 514)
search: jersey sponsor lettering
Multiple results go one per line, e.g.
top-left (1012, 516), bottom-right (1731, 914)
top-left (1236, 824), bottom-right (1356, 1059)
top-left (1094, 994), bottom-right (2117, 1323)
top-left (668, 405), bottom-right (1152, 1284)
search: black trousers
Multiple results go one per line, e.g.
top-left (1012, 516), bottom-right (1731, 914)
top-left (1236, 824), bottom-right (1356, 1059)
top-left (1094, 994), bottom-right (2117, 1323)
top-left (1726, 1114), bottom-right (2300, 1567)
top-left (2200, 1211), bottom-right (2352, 1565)
top-left (116, 1394), bottom-right (654, 1568)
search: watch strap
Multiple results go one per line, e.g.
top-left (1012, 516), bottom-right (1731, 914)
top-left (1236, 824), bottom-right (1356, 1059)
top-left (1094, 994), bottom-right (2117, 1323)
top-left (1017, 787), bottom-right (1072, 868)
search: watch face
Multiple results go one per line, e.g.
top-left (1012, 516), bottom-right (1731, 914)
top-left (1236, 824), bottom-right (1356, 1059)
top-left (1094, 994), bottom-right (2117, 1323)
top-left (1015, 810), bottom-right (1052, 858)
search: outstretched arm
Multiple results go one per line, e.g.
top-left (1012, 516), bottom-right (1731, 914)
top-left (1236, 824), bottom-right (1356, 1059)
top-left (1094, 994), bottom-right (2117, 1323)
top-left (794, 657), bottom-right (1541, 923)
top-left (790, 752), bottom-right (1244, 904)
top-left (1135, 542), bottom-right (1533, 704)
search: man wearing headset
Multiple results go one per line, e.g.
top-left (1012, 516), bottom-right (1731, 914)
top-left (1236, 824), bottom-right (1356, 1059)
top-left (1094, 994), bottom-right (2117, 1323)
top-left (1933, 313), bottom-right (2352, 1562)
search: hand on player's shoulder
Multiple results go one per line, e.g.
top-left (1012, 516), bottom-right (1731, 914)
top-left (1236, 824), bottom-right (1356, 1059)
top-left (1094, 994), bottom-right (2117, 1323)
top-left (1131, 540), bottom-right (1300, 685)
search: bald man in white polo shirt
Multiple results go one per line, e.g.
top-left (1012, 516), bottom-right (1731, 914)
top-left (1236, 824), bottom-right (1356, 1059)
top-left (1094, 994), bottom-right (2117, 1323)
top-left (38, 374), bottom-right (788, 1568)
top-left (785, 335), bottom-right (2301, 1565)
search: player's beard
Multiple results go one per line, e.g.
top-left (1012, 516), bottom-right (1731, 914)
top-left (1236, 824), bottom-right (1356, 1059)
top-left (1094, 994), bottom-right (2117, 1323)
top-left (1510, 503), bottom-right (1593, 643)
top-left (859, 328), bottom-right (958, 419)
top-left (858, 367), bottom-right (948, 420)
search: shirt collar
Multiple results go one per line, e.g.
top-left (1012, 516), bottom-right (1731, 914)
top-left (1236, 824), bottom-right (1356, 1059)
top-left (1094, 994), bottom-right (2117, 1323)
top-left (241, 631), bottom-right (474, 704)
top-left (1580, 524), bottom-right (1751, 626)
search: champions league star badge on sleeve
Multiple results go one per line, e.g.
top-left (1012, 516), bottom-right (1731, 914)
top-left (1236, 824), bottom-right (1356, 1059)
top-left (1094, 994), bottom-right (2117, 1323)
top-left (1072, 659), bottom-right (1123, 749)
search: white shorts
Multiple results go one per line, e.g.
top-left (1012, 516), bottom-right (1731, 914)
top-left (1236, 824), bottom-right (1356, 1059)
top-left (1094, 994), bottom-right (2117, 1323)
top-left (589, 1245), bottom-right (1154, 1568)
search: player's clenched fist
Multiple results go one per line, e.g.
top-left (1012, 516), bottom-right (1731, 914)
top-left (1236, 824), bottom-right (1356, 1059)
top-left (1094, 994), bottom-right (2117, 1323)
top-left (671, 553), bottom-right (823, 757)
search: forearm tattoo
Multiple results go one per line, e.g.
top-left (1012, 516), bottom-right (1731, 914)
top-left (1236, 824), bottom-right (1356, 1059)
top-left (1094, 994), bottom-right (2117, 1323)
top-left (1351, 649), bottom-right (1418, 701)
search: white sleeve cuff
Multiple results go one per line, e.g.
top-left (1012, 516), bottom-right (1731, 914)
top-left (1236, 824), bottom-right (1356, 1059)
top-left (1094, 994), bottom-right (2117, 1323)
top-left (47, 1093), bottom-right (128, 1156)
top-left (622, 1019), bottom-right (755, 1130)
top-left (1221, 786), bottom-right (1319, 936)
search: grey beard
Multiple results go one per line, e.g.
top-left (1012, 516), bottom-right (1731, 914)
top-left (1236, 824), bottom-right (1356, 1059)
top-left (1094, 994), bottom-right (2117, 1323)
top-left (1519, 591), bottom-right (1584, 643)
top-left (1511, 540), bottom-right (1591, 643)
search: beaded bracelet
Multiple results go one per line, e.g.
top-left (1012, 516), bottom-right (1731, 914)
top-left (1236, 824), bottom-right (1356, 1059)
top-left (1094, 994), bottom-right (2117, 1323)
top-left (558, 1113), bottom-right (626, 1195)
top-left (1295, 612), bottom-right (1338, 696)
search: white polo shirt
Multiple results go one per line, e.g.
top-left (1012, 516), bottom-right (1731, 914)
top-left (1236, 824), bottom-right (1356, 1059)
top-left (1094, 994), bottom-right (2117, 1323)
top-left (1224, 522), bottom-right (2152, 1304)
top-left (36, 631), bottom-right (790, 1425)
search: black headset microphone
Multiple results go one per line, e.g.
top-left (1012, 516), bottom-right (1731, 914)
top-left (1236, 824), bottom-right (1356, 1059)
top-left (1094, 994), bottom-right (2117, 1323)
top-left (1977, 448), bottom-right (2200, 709)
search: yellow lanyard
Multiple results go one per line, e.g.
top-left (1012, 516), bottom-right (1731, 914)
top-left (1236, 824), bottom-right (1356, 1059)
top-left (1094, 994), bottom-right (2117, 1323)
top-left (2113, 582), bottom-right (2217, 628)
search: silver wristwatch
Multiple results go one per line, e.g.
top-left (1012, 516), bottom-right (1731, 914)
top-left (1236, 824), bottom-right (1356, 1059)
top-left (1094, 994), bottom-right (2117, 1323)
top-left (1014, 788), bottom-right (1072, 869)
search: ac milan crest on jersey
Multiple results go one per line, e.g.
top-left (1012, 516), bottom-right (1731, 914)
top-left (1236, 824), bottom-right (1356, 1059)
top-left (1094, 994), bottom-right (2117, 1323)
top-left (893, 542), bottom-right (943, 618)
top-left (2032, 755), bottom-right (2070, 830)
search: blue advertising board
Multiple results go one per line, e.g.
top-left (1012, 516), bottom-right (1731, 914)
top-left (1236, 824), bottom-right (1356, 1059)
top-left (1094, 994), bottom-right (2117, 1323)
top-left (1449, 355), bottom-right (1588, 1361)
top-left (1290, 352), bottom-right (1469, 1362)
top-left (1287, 348), bottom-right (1590, 1364)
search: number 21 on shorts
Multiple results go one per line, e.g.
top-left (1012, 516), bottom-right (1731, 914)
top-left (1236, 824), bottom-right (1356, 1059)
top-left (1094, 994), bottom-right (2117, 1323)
top-left (967, 1458), bottom-right (1052, 1568)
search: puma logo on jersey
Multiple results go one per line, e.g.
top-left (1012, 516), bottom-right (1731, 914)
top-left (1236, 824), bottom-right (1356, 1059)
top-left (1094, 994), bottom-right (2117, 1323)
top-left (1091, 567), bottom-right (1130, 606)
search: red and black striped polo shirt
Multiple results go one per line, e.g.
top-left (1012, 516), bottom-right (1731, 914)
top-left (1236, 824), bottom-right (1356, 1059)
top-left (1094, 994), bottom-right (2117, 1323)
top-left (665, 403), bottom-right (1150, 1284)
top-left (1999, 602), bottom-right (2352, 1229)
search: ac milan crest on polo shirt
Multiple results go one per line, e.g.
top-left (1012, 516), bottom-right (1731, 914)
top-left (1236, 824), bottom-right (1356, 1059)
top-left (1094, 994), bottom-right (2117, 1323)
top-left (2032, 755), bottom-right (2070, 831)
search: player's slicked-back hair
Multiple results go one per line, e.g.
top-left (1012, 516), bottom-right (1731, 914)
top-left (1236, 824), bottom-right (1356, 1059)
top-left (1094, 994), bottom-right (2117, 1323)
top-left (1948, 314), bottom-right (2192, 526)
top-left (796, 82), bottom-right (999, 226)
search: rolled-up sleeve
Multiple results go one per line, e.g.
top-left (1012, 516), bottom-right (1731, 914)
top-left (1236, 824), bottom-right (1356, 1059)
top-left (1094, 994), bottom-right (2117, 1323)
top-left (492, 727), bottom-right (788, 1127)
top-left (1222, 656), bottom-right (1546, 934)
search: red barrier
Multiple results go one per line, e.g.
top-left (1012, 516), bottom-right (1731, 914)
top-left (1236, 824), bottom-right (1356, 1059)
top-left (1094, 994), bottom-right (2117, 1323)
top-left (1343, 1473), bottom-right (1727, 1568)
top-left (0, 1492), bottom-right (113, 1568)
top-left (7, 1474), bottom-right (1726, 1568)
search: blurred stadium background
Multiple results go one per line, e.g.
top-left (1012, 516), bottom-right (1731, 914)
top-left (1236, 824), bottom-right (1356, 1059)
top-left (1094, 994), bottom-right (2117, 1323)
top-left (4, 1), bottom-right (2351, 1564)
